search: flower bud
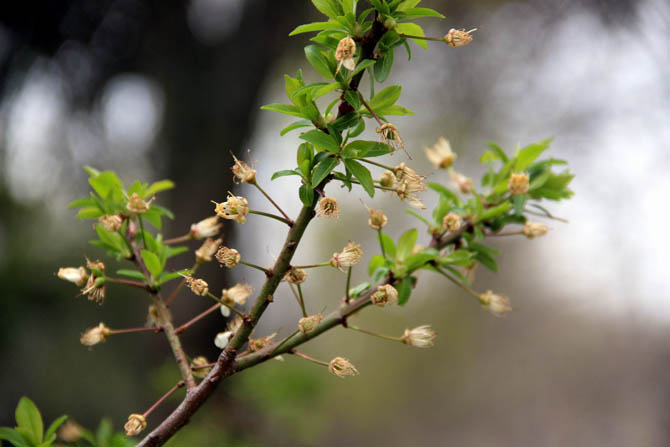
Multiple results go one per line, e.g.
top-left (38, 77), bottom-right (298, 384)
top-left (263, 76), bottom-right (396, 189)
top-left (479, 290), bottom-right (512, 317)
top-left (57, 266), bottom-right (88, 286)
top-left (214, 330), bottom-right (233, 349)
top-left (231, 155), bottom-right (256, 184)
top-left (328, 357), bottom-right (359, 378)
top-left (98, 214), bottom-right (123, 232)
top-left (213, 194), bottom-right (249, 224)
top-left (316, 197), bottom-right (339, 218)
top-left (189, 216), bottom-right (222, 239)
top-left (80, 322), bottom-right (110, 346)
top-left (185, 275), bottom-right (209, 296)
top-left (283, 267), bottom-right (307, 284)
top-left (146, 304), bottom-right (161, 327)
top-left (191, 356), bottom-right (212, 379)
top-left (370, 284), bottom-right (398, 306)
top-left (222, 283), bottom-right (253, 306)
top-left (195, 237), bottom-right (223, 263)
top-left (425, 137), bottom-right (456, 169)
top-left (442, 213), bottom-right (462, 232)
top-left (394, 163), bottom-right (427, 209)
top-left (248, 333), bottom-right (276, 352)
top-left (449, 169), bottom-right (473, 194)
top-left (444, 28), bottom-right (476, 48)
top-left (216, 246), bottom-right (240, 268)
top-left (379, 170), bottom-right (396, 188)
top-left (376, 123), bottom-right (405, 151)
top-left (126, 193), bottom-right (151, 214)
top-left (335, 37), bottom-right (356, 72)
top-left (367, 208), bottom-right (387, 230)
top-left (402, 325), bottom-right (437, 348)
top-left (58, 420), bottom-right (84, 442)
top-left (124, 414), bottom-right (147, 436)
top-left (298, 314), bottom-right (323, 334)
top-left (81, 260), bottom-right (106, 304)
top-left (522, 221), bottom-right (549, 239)
top-left (330, 241), bottom-right (362, 271)
top-left (508, 172), bottom-right (530, 195)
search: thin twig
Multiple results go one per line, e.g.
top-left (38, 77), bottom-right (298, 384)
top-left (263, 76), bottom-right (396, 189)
top-left (252, 181), bottom-right (294, 224)
top-left (249, 210), bottom-right (293, 227)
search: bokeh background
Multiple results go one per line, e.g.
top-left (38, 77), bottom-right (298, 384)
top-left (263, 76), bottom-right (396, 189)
top-left (1, 0), bottom-right (669, 445)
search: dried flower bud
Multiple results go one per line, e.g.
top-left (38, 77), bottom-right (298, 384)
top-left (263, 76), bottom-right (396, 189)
top-left (80, 322), bottom-right (110, 346)
top-left (248, 333), bottom-right (276, 352)
top-left (316, 197), bottom-right (339, 218)
top-left (522, 221), bottom-right (549, 239)
top-left (367, 208), bottom-right (388, 230)
top-left (370, 284), bottom-right (398, 306)
top-left (328, 357), bottom-right (359, 378)
top-left (298, 314), bottom-right (323, 334)
top-left (425, 137), bottom-right (456, 169)
top-left (212, 194), bottom-right (249, 224)
top-left (442, 213), bottom-right (462, 232)
top-left (214, 330), bottom-right (233, 349)
top-left (191, 356), bottom-right (212, 379)
top-left (402, 325), bottom-right (437, 348)
top-left (231, 155), bottom-right (256, 184)
top-left (58, 420), bottom-right (84, 442)
top-left (81, 260), bottom-right (106, 305)
top-left (222, 282), bottom-right (253, 307)
top-left (335, 37), bottom-right (356, 73)
top-left (379, 170), bottom-right (396, 188)
top-left (394, 163), bottom-right (427, 209)
top-left (216, 246), bottom-right (240, 268)
top-left (195, 237), bottom-right (223, 263)
top-left (449, 169), bottom-right (473, 194)
top-left (330, 241), bottom-right (363, 271)
top-left (190, 216), bottom-right (222, 239)
top-left (283, 267), bottom-right (307, 284)
top-left (508, 172), bottom-right (530, 195)
top-left (479, 290), bottom-right (512, 317)
top-left (185, 275), bottom-right (209, 296)
top-left (57, 266), bottom-right (88, 286)
top-left (126, 193), bottom-right (151, 214)
top-left (124, 414), bottom-right (147, 436)
top-left (146, 304), bottom-right (161, 327)
top-left (98, 214), bottom-right (123, 232)
top-left (227, 315), bottom-right (243, 332)
top-left (444, 28), bottom-right (476, 48)
top-left (376, 123), bottom-right (405, 151)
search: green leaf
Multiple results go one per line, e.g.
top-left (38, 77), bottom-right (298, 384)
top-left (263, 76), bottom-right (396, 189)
top-left (343, 159), bottom-right (374, 197)
top-left (152, 204), bottom-right (174, 220)
top-left (116, 269), bottom-right (147, 281)
top-left (311, 0), bottom-right (343, 18)
top-left (428, 182), bottom-right (462, 205)
top-left (369, 85), bottom-right (402, 111)
top-left (289, 21), bottom-right (343, 36)
top-left (140, 250), bottom-right (162, 278)
top-left (15, 397), bottom-right (43, 444)
top-left (399, 7), bottom-right (445, 20)
top-left (271, 170), bottom-right (302, 181)
top-left (514, 138), bottom-right (553, 172)
top-left (396, 0), bottom-right (421, 11)
top-left (304, 45), bottom-right (334, 79)
top-left (343, 89), bottom-right (361, 110)
top-left (300, 129), bottom-right (340, 153)
top-left (396, 23), bottom-right (428, 49)
top-left (261, 103), bottom-right (305, 118)
top-left (368, 255), bottom-right (386, 276)
top-left (299, 184), bottom-right (315, 205)
top-left (405, 252), bottom-right (436, 272)
top-left (0, 427), bottom-right (28, 447)
top-left (88, 172), bottom-right (123, 199)
top-left (144, 180), bottom-right (175, 198)
top-left (68, 197), bottom-right (96, 208)
top-left (396, 228), bottom-right (418, 261)
top-left (349, 282), bottom-right (371, 298)
top-left (280, 120), bottom-right (312, 136)
top-left (76, 206), bottom-right (104, 219)
top-left (438, 249), bottom-right (474, 267)
top-left (342, 140), bottom-right (389, 158)
top-left (477, 201), bottom-right (512, 222)
top-left (166, 245), bottom-right (188, 259)
top-left (373, 49), bottom-right (394, 82)
top-left (44, 416), bottom-right (68, 442)
top-left (352, 59), bottom-right (376, 76)
top-left (485, 142), bottom-right (509, 163)
top-left (379, 232), bottom-right (397, 258)
top-left (141, 208), bottom-right (162, 229)
top-left (378, 104), bottom-right (413, 115)
top-left (405, 208), bottom-right (431, 226)
top-left (312, 156), bottom-right (339, 186)
top-left (397, 276), bottom-right (413, 305)
top-left (468, 242), bottom-right (500, 272)
top-left (159, 270), bottom-right (192, 285)
top-left (313, 82), bottom-right (341, 99)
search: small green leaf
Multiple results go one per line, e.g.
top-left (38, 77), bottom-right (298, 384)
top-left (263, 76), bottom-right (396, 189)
top-left (280, 120), bottom-right (312, 136)
top-left (140, 250), bottom-right (162, 278)
top-left (15, 397), bottom-right (43, 444)
top-left (438, 249), bottom-right (474, 267)
top-left (397, 276), bottom-right (413, 305)
top-left (477, 201), bottom-right (512, 222)
top-left (399, 7), bottom-right (445, 20)
top-left (88, 171), bottom-right (123, 199)
top-left (305, 45), bottom-right (334, 79)
top-left (44, 415), bottom-right (68, 441)
top-left (352, 59), bottom-right (376, 76)
top-left (396, 228), bottom-right (418, 261)
top-left (396, 23), bottom-right (428, 49)
top-left (343, 159), bottom-right (375, 197)
top-left (260, 103), bottom-right (305, 118)
top-left (342, 140), bottom-right (390, 158)
top-left (312, 156), bottom-right (339, 186)
top-left (141, 208), bottom-right (162, 229)
top-left (271, 170), bottom-right (302, 181)
top-left (0, 427), bottom-right (28, 447)
top-left (373, 49), bottom-right (394, 82)
top-left (68, 197), bottom-right (96, 209)
top-left (300, 129), bottom-right (340, 153)
top-left (311, 0), bottom-right (343, 18)
top-left (405, 208), bottom-right (431, 226)
top-left (299, 184), bottom-right (315, 205)
top-left (116, 269), bottom-right (147, 281)
top-left (76, 206), bottom-right (104, 219)
top-left (368, 255), bottom-right (386, 276)
top-left (349, 282), bottom-right (371, 298)
top-left (144, 180), bottom-right (175, 198)
top-left (377, 104), bottom-right (413, 116)
top-left (289, 21), bottom-right (343, 36)
top-left (379, 232), bottom-right (397, 259)
top-left (343, 89), bottom-right (361, 109)
top-left (159, 270), bottom-right (192, 285)
top-left (369, 85), bottom-right (402, 111)
top-left (428, 183), bottom-right (462, 205)
top-left (514, 138), bottom-right (553, 172)
top-left (405, 253), bottom-right (436, 272)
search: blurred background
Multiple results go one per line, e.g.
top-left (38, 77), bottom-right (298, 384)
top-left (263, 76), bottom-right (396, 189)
top-left (0, 0), bottom-right (668, 445)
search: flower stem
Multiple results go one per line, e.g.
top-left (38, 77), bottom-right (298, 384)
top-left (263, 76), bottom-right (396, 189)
top-left (239, 261), bottom-right (272, 275)
top-left (249, 210), bottom-right (293, 227)
top-left (137, 215), bottom-right (148, 249)
top-left (358, 91), bottom-right (384, 126)
top-left (271, 329), bottom-right (300, 356)
top-left (143, 381), bottom-right (185, 418)
top-left (110, 326), bottom-right (162, 335)
top-left (296, 284), bottom-right (308, 317)
top-left (287, 282), bottom-right (307, 317)
top-left (434, 267), bottom-right (480, 299)
top-left (345, 267), bottom-right (352, 303)
top-left (398, 33), bottom-right (445, 42)
top-left (105, 276), bottom-right (151, 291)
top-left (356, 158), bottom-right (395, 172)
top-left (163, 234), bottom-right (192, 245)
top-left (291, 350), bottom-right (329, 367)
top-left (166, 263), bottom-right (199, 306)
top-left (343, 178), bottom-right (395, 191)
top-left (252, 181), bottom-right (294, 224)
top-left (348, 325), bottom-right (401, 342)
top-left (292, 262), bottom-right (330, 269)
top-left (377, 229), bottom-right (386, 258)
top-left (486, 230), bottom-right (524, 237)
top-left (205, 292), bottom-right (245, 318)
top-left (175, 303), bottom-right (222, 335)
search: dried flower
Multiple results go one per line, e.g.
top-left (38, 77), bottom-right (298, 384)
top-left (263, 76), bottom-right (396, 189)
top-left (222, 283), bottom-right (253, 308)
top-left (479, 290), bottom-right (512, 317)
top-left (402, 325), bottom-right (437, 348)
top-left (508, 172), bottom-right (530, 195)
top-left (444, 28), bottom-right (476, 48)
top-left (367, 208), bottom-right (388, 230)
top-left (442, 213), bottom-right (462, 232)
top-left (57, 266), bottom-right (88, 286)
top-left (58, 420), bottom-right (84, 442)
top-left (370, 284), bottom-right (398, 306)
top-left (231, 155), bottom-right (256, 184)
top-left (394, 162), bottom-right (427, 209)
top-left (379, 170), bottom-right (396, 188)
top-left (216, 246), bottom-right (240, 268)
top-left (190, 216), bottom-right (222, 239)
top-left (212, 194), bottom-right (249, 224)
top-left (195, 237), bottom-right (223, 263)
top-left (81, 259), bottom-right (106, 304)
top-left (316, 197), bottom-right (339, 218)
top-left (425, 137), bottom-right (456, 169)
top-left (248, 333), bottom-right (276, 352)
top-left (330, 241), bottom-right (363, 271)
top-left (522, 221), bottom-right (549, 239)
top-left (214, 331), bottom-right (233, 349)
top-left (124, 414), bottom-right (147, 436)
top-left (298, 314), bottom-right (323, 334)
top-left (227, 315), bottom-right (243, 332)
top-left (335, 36), bottom-right (356, 73)
top-left (283, 267), bottom-right (307, 284)
top-left (449, 169), bottom-right (473, 194)
top-left (328, 357), bottom-right (359, 378)
top-left (376, 123), bottom-right (405, 151)
top-left (146, 304), bottom-right (161, 327)
top-left (185, 275), bottom-right (209, 296)
top-left (126, 193), bottom-right (152, 214)
top-left (98, 214), bottom-right (123, 232)
top-left (80, 322), bottom-right (110, 346)
top-left (191, 356), bottom-right (212, 379)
